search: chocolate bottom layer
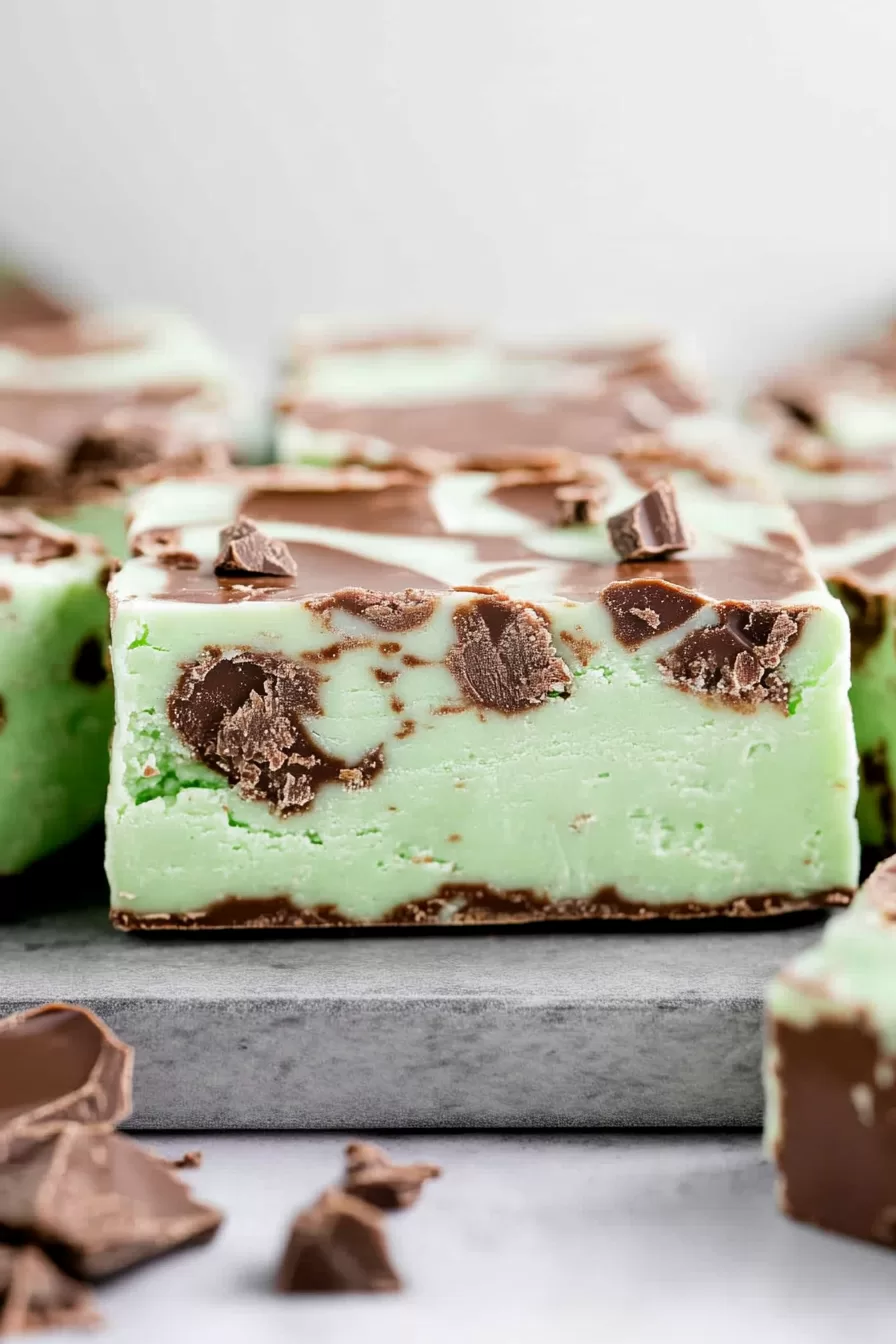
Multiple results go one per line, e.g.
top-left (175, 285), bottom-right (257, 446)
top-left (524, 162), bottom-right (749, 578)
top-left (111, 882), bottom-right (851, 931)
top-left (772, 1015), bottom-right (896, 1247)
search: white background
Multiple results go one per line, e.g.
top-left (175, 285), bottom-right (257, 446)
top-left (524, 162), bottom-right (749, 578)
top-left (0, 0), bottom-right (894, 388)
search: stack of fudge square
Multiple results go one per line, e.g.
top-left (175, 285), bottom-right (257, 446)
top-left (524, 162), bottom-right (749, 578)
top-left (5, 263), bottom-right (896, 1250)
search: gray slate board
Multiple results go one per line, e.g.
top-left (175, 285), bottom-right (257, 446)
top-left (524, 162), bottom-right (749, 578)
top-left (0, 847), bottom-right (819, 1128)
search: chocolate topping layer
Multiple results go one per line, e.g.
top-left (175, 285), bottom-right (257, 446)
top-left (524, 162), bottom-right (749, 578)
top-left (0, 511), bottom-right (79, 565)
top-left (343, 1141), bottom-right (441, 1211)
top-left (168, 648), bottom-right (384, 815)
top-left (659, 602), bottom-right (807, 711)
top-left (447, 596), bottom-right (571, 712)
top-left (0, 1003), bottom-right (132, 1133)
top-left (308, 587), bottom-right (437, 632)
top-left (0, 1124), bottom-right (222, 1280)
top-left (608, 479), bottom-right (690, 561)
top-left (243, 476), bottom-right (443, 536)
top-left (0, 1244), bottom-right (100, 1335)
top-left (214, 519), bottom-right (297, 579)
top-left (0, 384), bottom-right (202, 453)
top-left (276, 1188), bottom-right (401, 1293)
top-left (601, 579), bottom-right (706, 649)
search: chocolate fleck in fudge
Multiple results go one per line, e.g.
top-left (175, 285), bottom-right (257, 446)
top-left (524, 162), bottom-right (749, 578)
top-left (756, 324), bottom-right (896, 852)
top-left (765, 856), bottom-right (896, 1249)
top-left (0, 511), bottom-right (113, 874)
top-left (105, 444), bottom-right (858, 930)
top-left (274, 322), bottom-right (709, 468)
top-left (0, 311), bottom-right (237, 556)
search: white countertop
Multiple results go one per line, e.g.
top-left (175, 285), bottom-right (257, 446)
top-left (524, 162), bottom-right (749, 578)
top-left (36, 1132), bottom-right (896, 1344)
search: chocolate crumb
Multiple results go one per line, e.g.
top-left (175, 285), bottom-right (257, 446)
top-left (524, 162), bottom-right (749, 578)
top-left (168, 648), bottom-right (384, 816)
top-left (395, 720), bottom-right (416, 739)
top-left (555, 481), bottom-right (606, 526)
top-left (214, 518), bottom-right (297, 579)
top-left (659, 601), bottom-right (808, 711)
top-left (608, 479), bottom-right (691, 561)
top-left (71, 635), bottom-right (108, 687)
top-left (167, 1149), bottom-right (203, 1171)
top-left (275, 1188), bottom-right (401, 1294)
top-left (0, 1244), bottom-right (101, 1336)
top-left (343, 1141), bottom-right (441, 1211)
top-left (447, 595), bottom-right (571, 713)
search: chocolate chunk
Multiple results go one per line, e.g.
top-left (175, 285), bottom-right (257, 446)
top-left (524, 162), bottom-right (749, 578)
top-left (71, 635), bottom-right (108, 687)
top-left (659, 601), bottom-right (807, 710)
top-left (0, 1244), bottom-right (100, 1336)
top-left (0, 1003), bottom-right (132, 1134)
top-left (0, 1124), bottom-right (222, 1280)
top-left (607, 479), bottom-right (690, 561)
top-left (214, 518), bottom-right (298, 580)
top-left (169, 648), bottom-right (384, 816)
top-left (309, 587), bottom-right (436, 633)
top-left (601, 579), bottom-right (707, 650)
top-left (447, 596), bottom-right (571, 713)
top-left (555, 481), bottom-right (606, 526)
top-left (275, 1188), bottom-right (401, 1293)
top-left (67, 405), bottom-right (231, 489)
top-left (0, 511), bottom-right (77, 565)
top-left (167, 1149), bottom-right (203, 1171)
top-left (343, 1141), bottom-right (441, 1211)
top-left (0, 429), bottom-right (58, 497)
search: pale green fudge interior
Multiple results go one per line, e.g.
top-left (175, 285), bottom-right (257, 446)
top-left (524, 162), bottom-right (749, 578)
top-left (0, 543), bottom-right (112, 873)
top-left (106, 463), bottom-right (859, 922)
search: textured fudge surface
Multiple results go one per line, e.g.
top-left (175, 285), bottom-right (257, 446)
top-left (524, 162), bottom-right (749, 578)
top-left (106, 444), bottom-right (858, 929)
top-left (765, 858), bottom-right (896, 1247)
top-left (0, 513), bottom-right (113, 873)
top-left (759, 324), bottom-right (896, 852)
top-left (275, 325), bottom-right (709, 467)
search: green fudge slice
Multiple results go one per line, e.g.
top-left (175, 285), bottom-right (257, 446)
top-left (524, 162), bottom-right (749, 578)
top-left (765, 856), bottom-right (896, 1249)
top-left (275, 323), bottom-right (709, 467)
top-left (106, 442), bottom-right (858, 930)
top-left (0, 510), bottom-right (113, 874)
top-left (757, 322), bottom-right (896, 852)
top-left (0, 308), bottom-right (239, 558)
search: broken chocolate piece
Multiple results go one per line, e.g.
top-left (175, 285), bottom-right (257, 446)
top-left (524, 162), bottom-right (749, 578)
top-left (167, 1149), bottom-right (203, 1170)
top-left (608, 479), bottom-right (690, 561)
top-left (168, 648), bottom-right (384, 816)
top-left (213, 518), bottom-right (298, 579)
top-left (0, 1244), bottom-right (100, 1336)
top-left (0, 1003), bottom-right (132, 1134)
top-left (447, 596), bottom-right (571, 713)
top-left (659, 601), bottom-right (807, 710)
top-left (0, 1123), bottom-right (222, 1280)
top-left (555, 481), bottom-right (606, 526)
top-left (0, 511), bottom-right (79, 565)
top-left (343, 1141), bottom-right (441, 1211)
top-left (275, 1188), bottom-right (401, 1293)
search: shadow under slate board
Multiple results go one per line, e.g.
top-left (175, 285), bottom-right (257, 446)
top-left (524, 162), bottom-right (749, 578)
top-left (0, 832), bottom-right (820, 1129)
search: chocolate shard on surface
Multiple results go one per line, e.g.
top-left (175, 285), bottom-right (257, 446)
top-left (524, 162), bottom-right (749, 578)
top-left (275, 1188), bottom-right (401, 1293)
top-left (0, 1244), bottom-right (100, 1336)
top-left (554, 481), bottom-right (606, 526)
top-left (213, 518), bottom-right (298, 579)
top-left (608, 479), bottom-right (691, 561)
top-left (0, 1002), bottom-right (132, 1134)
top-left (343, 1141), bottom-right (441, 1211)
top-left (0, 1124), bottom-right (223, 1280)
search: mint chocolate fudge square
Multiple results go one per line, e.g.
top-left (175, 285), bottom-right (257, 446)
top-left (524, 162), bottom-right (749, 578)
top-left (0, 511), bottom-right (113, 873)
top-left (106, 443), bottom-right (858, 930)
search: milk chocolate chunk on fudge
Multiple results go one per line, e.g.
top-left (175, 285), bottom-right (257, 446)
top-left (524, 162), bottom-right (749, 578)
top-left (765, 856), bottom-right (896, 1248)
top-left (105, 446), bottom-right (857, 929)
top-left (607, 479), bottom-right (690, 560)
top-left (274, 321), bottom-right (708, 467)
top-left (343, 1141), bottom-right (441, 1210)
top-left (0, 1003), bottom-right (132, 1133)
top-left (0, 512), bottom-right (112, 874)
top-left (0, 1244), bottom-right (100, 1336)
top-left (0, 1123), bottom-right (222, 1280)
top-left (276, 1188), bottom-right (401, 1293)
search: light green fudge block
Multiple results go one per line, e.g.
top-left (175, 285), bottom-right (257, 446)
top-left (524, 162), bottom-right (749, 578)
top-left (0, 514), bottom-right (113, 873)
top-left (106, 451), bottom-right (858, 929)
